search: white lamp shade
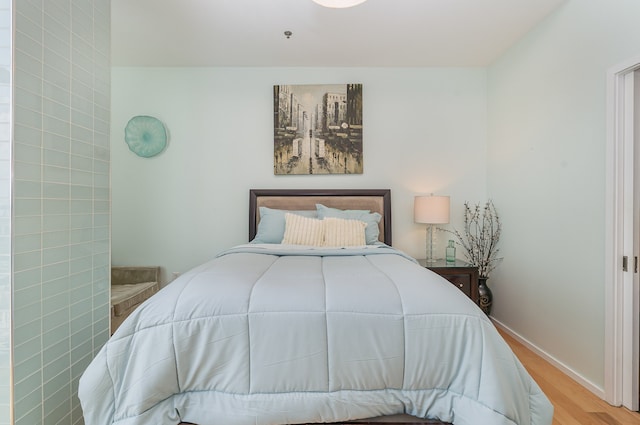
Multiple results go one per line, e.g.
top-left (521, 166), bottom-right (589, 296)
top-left (414, 195), bottom-right (450, 224)
top-left (312, 0), bottom-right (368, 8)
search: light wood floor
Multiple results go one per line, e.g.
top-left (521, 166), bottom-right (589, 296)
top-left (500, 329), bottom-right (640, 425)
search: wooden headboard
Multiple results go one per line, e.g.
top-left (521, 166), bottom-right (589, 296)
top-left (249, 189), bottom-right (392, 245)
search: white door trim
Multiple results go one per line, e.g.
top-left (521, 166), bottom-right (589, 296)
top-left (605, 56), bottom-right (640, 410)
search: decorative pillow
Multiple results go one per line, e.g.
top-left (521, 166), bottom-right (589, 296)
top-left (282, 213), bottom-right (325, 246)
top-left (323, 217), bottom-right (367, 247)
top-left (252, 207), bottom-right (317, 243)
top-left (316, 204), bottom-right (382, 244)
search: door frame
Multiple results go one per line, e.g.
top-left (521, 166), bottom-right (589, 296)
top-left (605, 55), bottom-right (640, 410)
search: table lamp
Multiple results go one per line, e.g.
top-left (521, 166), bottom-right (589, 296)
top-left (414, 194), bottom-right (450, 263)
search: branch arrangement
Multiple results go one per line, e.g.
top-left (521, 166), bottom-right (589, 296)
top-left (442, 200), bottom-right (502, 278)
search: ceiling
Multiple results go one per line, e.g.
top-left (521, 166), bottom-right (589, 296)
top-left (111, 0), bottom-right (567, 68)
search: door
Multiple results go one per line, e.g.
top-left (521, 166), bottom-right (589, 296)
top-left (635, 69), bottom-right (640, 410)
top-left (606, 58), bottom-right (640, 411)
top-left (622, 69), bottom-right (640, 411)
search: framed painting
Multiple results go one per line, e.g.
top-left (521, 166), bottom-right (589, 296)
top-left (273, 83), bottom-right (363, 175)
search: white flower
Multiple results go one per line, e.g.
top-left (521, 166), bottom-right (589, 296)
top-left (442, 200), bottom-right (502, 279)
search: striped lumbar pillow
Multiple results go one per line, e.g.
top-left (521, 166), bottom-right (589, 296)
top-left (323, 217), bottom-right (367, 247)
top-left (282, 213), bottom-right (325, 246)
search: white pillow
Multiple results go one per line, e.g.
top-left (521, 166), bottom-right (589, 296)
top-left (323, 217), bottom-right (367, 247)
top-left (282, 213), bottom-right (325, 246)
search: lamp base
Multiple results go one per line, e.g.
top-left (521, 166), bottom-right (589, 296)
top-left (424, 224), bottom-right (439, 264)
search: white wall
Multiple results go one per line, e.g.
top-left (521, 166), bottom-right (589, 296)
top-left (111, 67), bottom-right (488, 283)
top-left (487, 0), bottom-right (640, 392)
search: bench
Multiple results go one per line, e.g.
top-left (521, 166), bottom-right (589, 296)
top-left (111, 266), bottom-right (160, 334)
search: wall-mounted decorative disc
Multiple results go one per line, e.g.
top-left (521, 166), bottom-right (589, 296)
top-left (124, 115), bottom-right (168, 158)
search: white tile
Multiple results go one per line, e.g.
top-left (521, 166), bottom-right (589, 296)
top-left (68, 212), bottom-right (91, 230)
top-left (43, 165), bottom-right (69, 184)
top-left (42, 214), bottom-right (69, 232)
top-left (43, 63), bottom-right (70, 91)
top-left (14, 143), bottom-right (42, 164)
top-left (43, 182), bottom-right (70, 199)
top-left (13, 105), bottom-right (41, 130)
top-left (43, 230), bottom-right (69, 248)
top-left (43, 115), bottom-right (70, 137)
top-left (15, 12), bottom-right (41, 47)
top-left (12, 268), bottom-right (42, 291)
top-left (43, 148), bottom-right (69, 168)
top-left (43, 246), bottom-right (68, 266)
top-left (69, 296), bottom-right (91, 317)
top-left (71, 49), bottom-right (93, 76)
top-left (70, 123), bottom-right (92, 145)
top-left (43, 98), bottom-right (70, 124)
top-left (94, 186), bottom-right (108, 201)
top-left (43, 132), bottom-right (69, 153)
top-left (94, 104), bottom-right (109, 122)
top-left (42, 354), bottom-right (69, 383)
top-left (93, 132), bottom-right (108, 147)
top-left (13, 251), bottom-right (41, 273)
top-left (71, 0), bottom-right (92, 21)
top-left (17, 0), bottom-right (43, 27)
top-left (43, 199), bottom-right (69, 215)
top-left (13, 198), bottom-right (41, 217)
top-left (43, 80), bottom-right (70, 106)
top-left (13, 234), bottom-right (41, 254)
top-left (69, 184), bottom-right (91, 199)
top-left (42, 262), bottom-right (70, 286)
top-left (44, 49), bottom-right (70, 78)
top-left (71, 61), bottom-right (92, 88)
top-left (13, 216), bottom-right (43, 236)
top-left (13, 180), bottom-right (42, 198)
top-left (69, 228), bottom-right (91, 244)
top-left (70, 199), bottom-right (90, 214)
top-left (43, 29), bottom-right (70, 61)
top-left (69, 169), bottom-right (91, 186)
top-left (71, 108), bottom-right (92, 129)
top-left (93, 172), bottom-right (108, 188)
top-left (70, 92), bottom-right (90, 113)
top-left (15, 86), bottom-right (42, 111)
top-left (70, 17), bottom-right (91, 45)
top-left (13, 66), bottom-right (42, 94)
top-left (70, 154), bottom-right (92, 172)
top-left (42, 276), bottom-right (69, 299)
top-left (15, 31), bottom-right (43, 64)
top-left (69, 255), bottom-right (91, 274)
top-left (43, 5), bottom-right (70, 38)
top-left (14, 161), bottom-right (42, 181)
top-left (69, 139), bottom-right (91, 157)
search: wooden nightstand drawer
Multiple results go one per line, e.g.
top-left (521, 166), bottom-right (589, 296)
top-left (441, 273), bottom-right (471, 296)
top-left (418, 259), bottom-right (479, 305)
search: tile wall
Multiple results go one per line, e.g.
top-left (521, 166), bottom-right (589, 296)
top-left (11, 0), bottom-right (111, 424)
top-left (0, 1), bottom-right (10, 423)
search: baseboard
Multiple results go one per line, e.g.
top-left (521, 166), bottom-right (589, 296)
top-left (491, 318), bottom-right (605, 400)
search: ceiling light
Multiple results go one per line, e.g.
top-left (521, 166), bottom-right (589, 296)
top-left (312, 0), bottom-right (368, 8)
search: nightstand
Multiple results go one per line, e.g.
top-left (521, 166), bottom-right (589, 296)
top-left (418, 259), bottom-right (479, 305)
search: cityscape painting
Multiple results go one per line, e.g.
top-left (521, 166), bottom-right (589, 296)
top-left (274, 84), bottom-right (363, 175)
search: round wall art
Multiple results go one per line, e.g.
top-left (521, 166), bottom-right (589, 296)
top-left (124, 115), bottom-right (168, 158)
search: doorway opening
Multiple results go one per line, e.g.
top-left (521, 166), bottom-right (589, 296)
top-left (605, 56), bottom-right (640, 411)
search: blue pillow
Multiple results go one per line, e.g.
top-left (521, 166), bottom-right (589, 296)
top-left (252, 207), bottom-right (317, 243)
top-left (316, 204), bottom-right (381, 244)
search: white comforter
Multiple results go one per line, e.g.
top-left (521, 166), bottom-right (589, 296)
top-left (79, 245), bottom-right (553, 425)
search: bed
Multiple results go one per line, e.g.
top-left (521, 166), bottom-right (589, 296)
top-left (78, 189), bottom-right (553, 425)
